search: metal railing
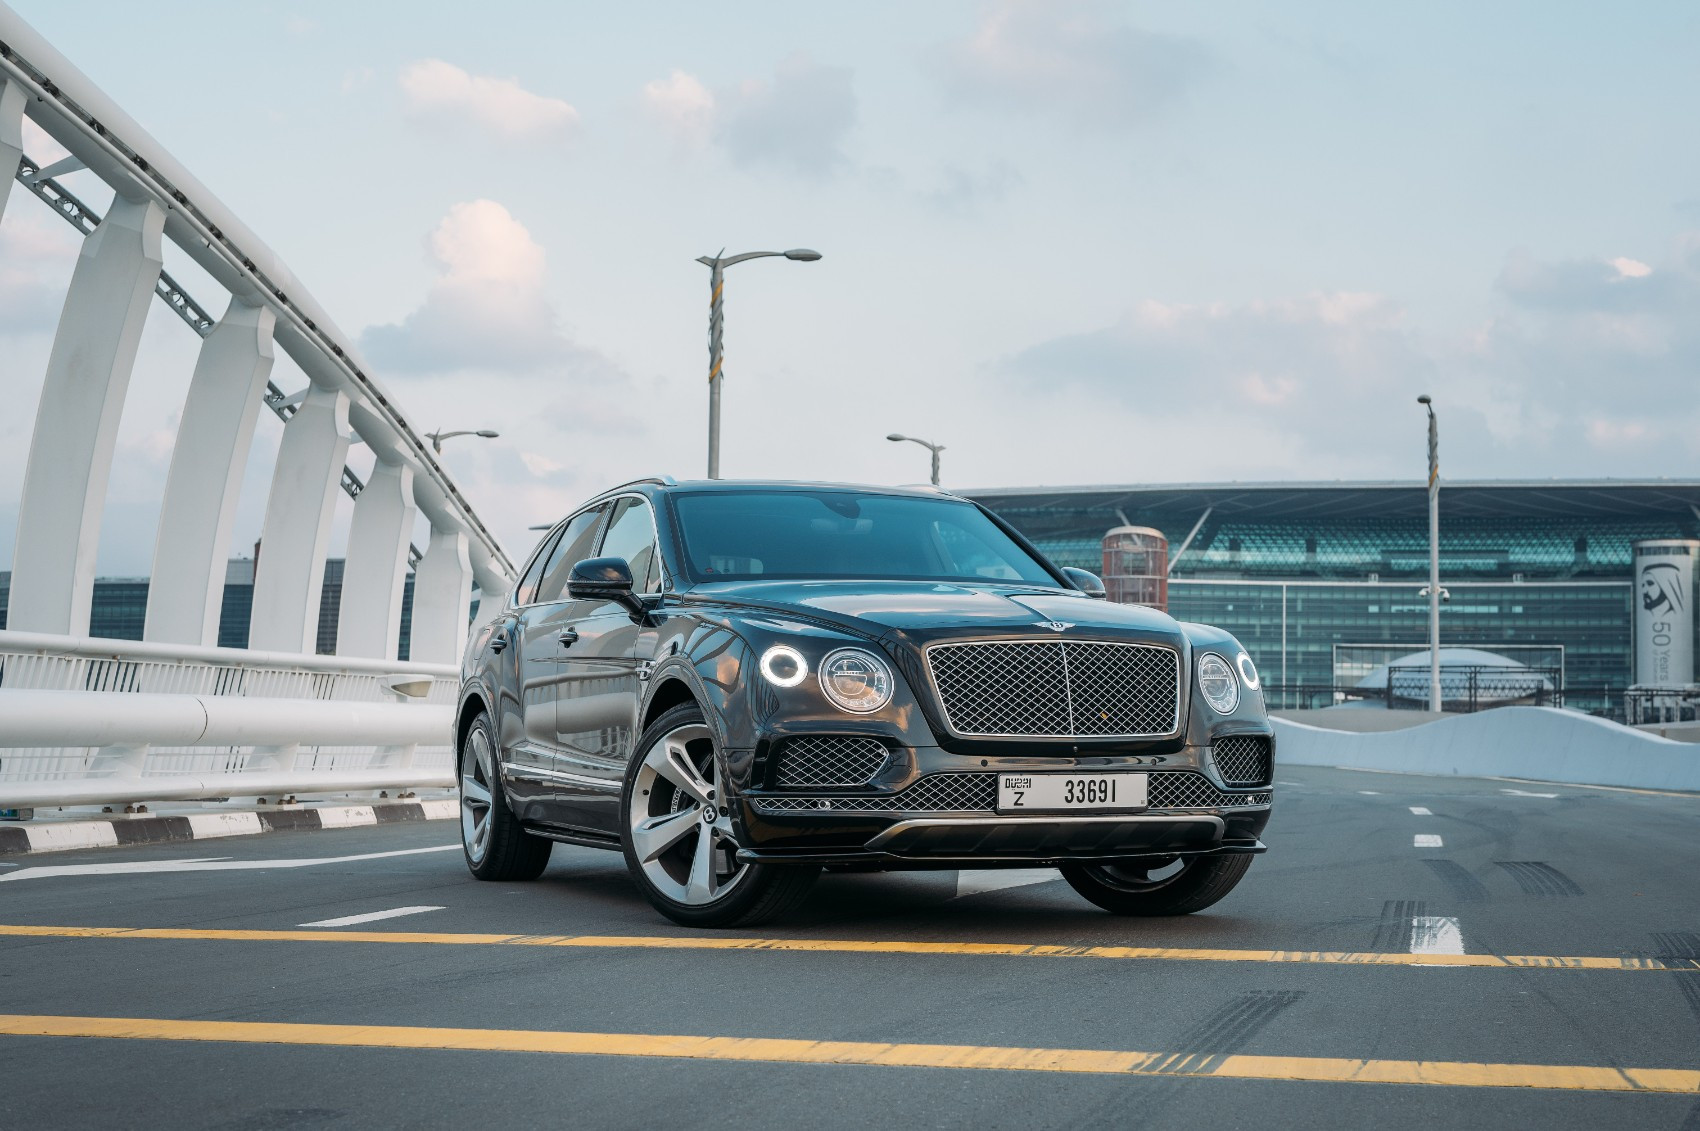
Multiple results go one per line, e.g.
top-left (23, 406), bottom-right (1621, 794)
top-left (1623, 686), bottom-right (1700, 727)
top-left (1265, 665), bottom-right (1569, 713)
top-left (0, 631), bottom-right (456, 809)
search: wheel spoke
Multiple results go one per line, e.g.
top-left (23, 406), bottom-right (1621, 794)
top-left (460, 777), bottom-right (491, 806)
top-left (632, 806), bottom-right (703, 863)
top-left (685, 822), bottom-right (717, 904)
top-left (652, 738), bottom-right (713, 807)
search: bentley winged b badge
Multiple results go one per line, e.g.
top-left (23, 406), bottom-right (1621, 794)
top-left (1035, 620), bottom-right (1075, 633)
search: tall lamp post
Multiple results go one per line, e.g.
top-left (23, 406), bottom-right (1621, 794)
top-left (1418, 395), bottom-right (1440, 713)
top-left (425, 428), bottom-right (499, 453)
top-left (886, 433), bottom-right (945, 486)
top-left (697, 248), bottom-right (822, 479)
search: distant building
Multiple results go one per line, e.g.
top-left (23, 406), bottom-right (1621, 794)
top-left (0, 558), bottom-right (416, 660)
top-left (968, 480), bottom-right (1700, 716)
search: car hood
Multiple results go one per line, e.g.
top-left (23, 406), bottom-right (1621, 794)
top-left (686, 580), bottom-right (1185, 643)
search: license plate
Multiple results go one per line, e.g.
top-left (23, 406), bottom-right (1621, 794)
top-left (997, 773), bottom-right (1147, 813)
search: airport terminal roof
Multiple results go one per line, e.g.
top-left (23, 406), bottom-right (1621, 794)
top-left (961, 480), bottom-right (1700, 524)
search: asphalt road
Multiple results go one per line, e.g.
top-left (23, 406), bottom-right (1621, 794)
top-left (2, 764), bottom-right (1698, 1130)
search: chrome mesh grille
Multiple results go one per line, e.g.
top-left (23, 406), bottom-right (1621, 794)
top-left (1213, 735), bottom-right (1272, 787)
top-left (750, 772), bottom-right (1270, 814)
top-left (926, 640), bottom-right (1179, 738)
top-left (774, 736), bottom-right (889, 788)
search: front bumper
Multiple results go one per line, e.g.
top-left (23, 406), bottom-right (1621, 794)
top-left (733, 749), bottom-right (1272, 867)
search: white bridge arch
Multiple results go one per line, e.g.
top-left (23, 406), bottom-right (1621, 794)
top-left (0, 3), bottom-right (514, 808)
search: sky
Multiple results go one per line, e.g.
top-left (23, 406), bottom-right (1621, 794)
top-left (2, 0), bottom-right (1699, 577)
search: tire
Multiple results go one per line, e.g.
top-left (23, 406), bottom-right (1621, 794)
top-left (459, 709), bottom-right (552, 881)
top-left (620, 702), bottom-right (818, 928)
top-left (1061, 853), bottom-right (1252, 916)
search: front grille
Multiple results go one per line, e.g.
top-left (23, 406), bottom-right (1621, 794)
top-left (750, 772), bottom-right (1270, 814)
top-left (1213, 735), bottom-right (1272, 787)
top-left (774, 736), bottom-right (889, 788)
top-left (926, 640), bottom-right (1179, 738)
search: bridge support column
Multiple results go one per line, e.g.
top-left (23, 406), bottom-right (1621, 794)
top-left (337, 457), bottom-right (416, 659)
top-left (410, 527), bottom-right (472, 665)
top-left (8, 194), bottom-right (165, 635)
top-left (249, 385), bottom-right (350, 653)
top-left (145, 300), bottom-right (277, 645)
top-left (0, 78), bottom-right (23, 222)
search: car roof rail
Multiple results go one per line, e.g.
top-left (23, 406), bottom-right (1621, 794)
top-left (600, 475), bottom-right (678, 495)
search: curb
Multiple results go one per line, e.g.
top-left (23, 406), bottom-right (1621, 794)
top-left (0, 799), bottom-right (458, 857)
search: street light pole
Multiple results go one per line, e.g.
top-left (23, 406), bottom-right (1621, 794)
top-left (887, 433), bottom-right (945, 487)
top-left (697, 248), bottom-right (822, 479)
top-left (1419, 395), bottom-right (1440, 713)
top-left (425, 429), bottom-right (500, 453)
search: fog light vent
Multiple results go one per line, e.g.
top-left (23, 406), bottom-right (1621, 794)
top-left (775, 736), bottom-right (889, 789)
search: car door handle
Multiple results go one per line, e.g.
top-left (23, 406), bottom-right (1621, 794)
top-left (558, 628), bottom-right (580, 647)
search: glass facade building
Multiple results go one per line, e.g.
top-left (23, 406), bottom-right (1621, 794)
top-left (968, 481), bottom-right (1700, 717)
top-left (1, 560), bottom-right (418, 661)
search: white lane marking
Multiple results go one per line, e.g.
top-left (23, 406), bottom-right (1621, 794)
top-left (1500, 788), bottom-right (1560, 799)
top-left (1357, 791), bottom-right (1381, 796)
top-left (1410, 915), bottom-right (1465, 955)
top-left (186, 812), bottom-right (264, 839)
top-left (1409, 806), bottom-right (1433, 816)
top-left (299, 905), bottom-right (445, 928)
top-left (0, 844), bottom-right (458, 883)
top-left (955, 868), bottom-right (1057, 899)
top-left (315, 806), bottom-right (377, 829)
top-left (1275, 781), bottom-right (1303, 787)
top-left (1414, 834), bottom-right (1444, 848)
top-left (419, 799), bottom-right (458, 820)
top-left (24, 823), bottom-right (119, 852)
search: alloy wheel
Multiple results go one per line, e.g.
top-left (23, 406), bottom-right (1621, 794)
top-left (628, 723), bottom-right (748, 906)
top-left (460, 725), bottom-right (494, 865)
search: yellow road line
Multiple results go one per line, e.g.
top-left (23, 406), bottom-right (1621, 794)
top-left (0, 923), bottom-right (1689, 971)
top-left (0, 1013), bottom-right (1694, 1094)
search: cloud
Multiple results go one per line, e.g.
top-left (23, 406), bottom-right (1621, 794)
top-left (360, 199), bottom-right (616, 378)
top-left (640, 56), bottom-right (857, 177)
top-left (0, 214), bottom-right (77, 333)
top-left (938, 0), bottom-right (1207, 128)
top-left (995, 235), bottom-right (1700, 477)
top-left (921, 161), bottom-right (1023, 214)
top-left (399, 60), bottom-right (580, 141)
top-left (642, 70), bottom-right (716, 149)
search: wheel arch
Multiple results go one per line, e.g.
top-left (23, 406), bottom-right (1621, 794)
top-left (641, 675), bottom-right (701, 733)
top-left (456, 687), bottom-right (491, 755)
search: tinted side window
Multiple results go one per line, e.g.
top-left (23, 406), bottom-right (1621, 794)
top-left (535, 506), bottom-right (606, 604)
top-left (599, 497), bottom-right (661, 592)
top-left (513, 527), bottom-right (566, 606)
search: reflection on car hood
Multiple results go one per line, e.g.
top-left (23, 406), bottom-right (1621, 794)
top-left (688, 580), bottom-right (1183, 639)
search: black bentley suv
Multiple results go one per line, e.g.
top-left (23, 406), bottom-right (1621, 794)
top-left (455, 479), bottom-right (1274, 927)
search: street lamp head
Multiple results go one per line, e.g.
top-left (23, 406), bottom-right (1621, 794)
top-left (1417, 394), bottom-right (1432, 405)
top-left (475, 430), bottom-right (499, 439)
top-left (886, 433), bottom-right (908, 442)
top-left (784, 249), bottom-right (822, 261)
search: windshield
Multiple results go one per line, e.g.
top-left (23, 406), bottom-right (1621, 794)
top-left (671, 491), bottom-right (1061, 585)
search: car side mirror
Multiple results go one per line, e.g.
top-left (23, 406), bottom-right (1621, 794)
top-left (568, 556), bottom-right (644, 615)
top-left (1061, 567), bottom-right (1107, 600)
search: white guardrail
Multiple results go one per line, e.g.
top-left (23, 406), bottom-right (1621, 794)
top-left (0, 630), bottom-right (457, 808)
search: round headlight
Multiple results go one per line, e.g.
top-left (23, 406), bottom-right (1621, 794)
top-left (759, 644), bottom-right (808, 688)
top-left (818, 648), bottom-right (895, 713)
top-left (1197, 652), bottom-right (1239, 714)
top-left (1235, 651), bottom-right (1261, 691)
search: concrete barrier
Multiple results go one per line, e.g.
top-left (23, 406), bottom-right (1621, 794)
top-left (1273, 706), bottom-right (1700, 793)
